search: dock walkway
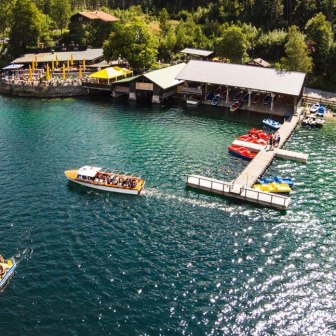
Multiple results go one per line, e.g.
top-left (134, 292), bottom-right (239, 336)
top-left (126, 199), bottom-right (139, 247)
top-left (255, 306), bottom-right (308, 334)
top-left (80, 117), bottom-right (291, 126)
top-left (186, 108), bottom-right (307, 210)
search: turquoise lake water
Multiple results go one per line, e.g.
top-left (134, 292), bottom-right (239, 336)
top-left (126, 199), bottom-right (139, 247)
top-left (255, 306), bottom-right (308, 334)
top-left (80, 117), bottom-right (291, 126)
top-left (0, 95), bottom-right (335, 335)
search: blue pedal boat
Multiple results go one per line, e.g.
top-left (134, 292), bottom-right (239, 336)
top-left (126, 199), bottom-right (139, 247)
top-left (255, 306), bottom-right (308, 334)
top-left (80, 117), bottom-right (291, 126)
top-left (262, 118), bottom-right (281, 129)
top-left (258, 176), bottom-right (294, 187)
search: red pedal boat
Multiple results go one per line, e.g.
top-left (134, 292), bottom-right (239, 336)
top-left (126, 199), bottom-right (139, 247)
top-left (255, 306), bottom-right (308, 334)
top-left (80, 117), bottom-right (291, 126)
top-left (228, 145), bottom-right (257, 160)
top-left (248, 128), bottom-right (271, 141)
top-left (237, 134), bottom-right (267, 145)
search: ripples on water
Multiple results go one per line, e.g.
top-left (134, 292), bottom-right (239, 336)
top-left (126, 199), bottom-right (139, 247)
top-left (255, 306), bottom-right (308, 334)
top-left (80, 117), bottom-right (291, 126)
top-left (0, 96), bottom-right (335, 335)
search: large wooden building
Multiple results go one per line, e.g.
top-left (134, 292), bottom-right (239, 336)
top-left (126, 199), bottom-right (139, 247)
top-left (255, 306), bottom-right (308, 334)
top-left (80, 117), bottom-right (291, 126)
top-left (175, 60), bottom-right (306, 116)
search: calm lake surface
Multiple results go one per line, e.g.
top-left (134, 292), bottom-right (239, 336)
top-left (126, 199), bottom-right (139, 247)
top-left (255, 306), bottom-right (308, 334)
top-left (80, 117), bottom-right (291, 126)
top-left (0, 95), bottom-right (335, 335)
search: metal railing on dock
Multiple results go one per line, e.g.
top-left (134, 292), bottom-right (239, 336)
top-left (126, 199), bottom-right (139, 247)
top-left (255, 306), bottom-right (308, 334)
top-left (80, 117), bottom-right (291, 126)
top-left (187, 175), bottom-right (290, 210)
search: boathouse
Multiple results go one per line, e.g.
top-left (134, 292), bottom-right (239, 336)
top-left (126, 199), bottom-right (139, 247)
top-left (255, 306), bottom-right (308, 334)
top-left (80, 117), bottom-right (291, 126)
top-left (111, 63), bottom-right (186, 103)
top-left (175, 60), bottom-right (306, 116)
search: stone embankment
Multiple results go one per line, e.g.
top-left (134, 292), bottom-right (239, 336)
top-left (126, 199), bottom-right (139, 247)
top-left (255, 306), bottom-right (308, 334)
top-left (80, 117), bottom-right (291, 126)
top-left (0, 81), bottom-right (87, 98)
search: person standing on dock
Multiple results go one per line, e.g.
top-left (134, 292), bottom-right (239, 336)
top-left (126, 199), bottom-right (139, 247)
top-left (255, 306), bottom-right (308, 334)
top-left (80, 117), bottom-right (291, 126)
top-left (275, 133), bottom-right (281, 147)
top-left (266, 133), bottom-right (274, 150)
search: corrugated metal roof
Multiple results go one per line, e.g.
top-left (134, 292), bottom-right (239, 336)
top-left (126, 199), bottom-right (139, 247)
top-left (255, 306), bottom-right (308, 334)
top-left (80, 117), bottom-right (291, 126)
top-left (143, 63), bottom-right (186, 89)
top-left (180, 48), bottom-right (214, 57)
top-left (176, 60), bottom-right (306, 96)
top-left (12, 49), bottom-right (103, 64)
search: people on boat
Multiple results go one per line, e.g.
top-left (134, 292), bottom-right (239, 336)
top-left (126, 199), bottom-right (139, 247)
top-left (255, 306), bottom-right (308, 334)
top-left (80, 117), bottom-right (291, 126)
top-left (0, 256), bottom-right (9, 277)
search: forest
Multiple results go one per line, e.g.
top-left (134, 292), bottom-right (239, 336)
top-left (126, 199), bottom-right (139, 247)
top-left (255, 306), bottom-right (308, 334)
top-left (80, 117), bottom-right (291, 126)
top-left (1, 0), bottom-right (336, 90)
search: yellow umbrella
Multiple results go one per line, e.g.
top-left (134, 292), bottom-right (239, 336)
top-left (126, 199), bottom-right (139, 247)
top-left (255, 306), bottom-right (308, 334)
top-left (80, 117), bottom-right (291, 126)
top-left (70, 53), bottom-right (74, 66)
top-left (55, 54), bottom-right (59, 68)
top-left (67, 59), bottom-right (70, 70)
top-left (45, 64), bottom-right (51, 81)
top-left (32, 60), bottom-right (35, 71)
top-left (62, 64), bottom-right (66, 80)
top-left (51, 59), bottom-right (55, 71)
top-left (28, 65), bottom-right (32, 81)
top-left (78, 65), bottom-right (82, 78)
top-left (34, 55), bottom-right (38, 67)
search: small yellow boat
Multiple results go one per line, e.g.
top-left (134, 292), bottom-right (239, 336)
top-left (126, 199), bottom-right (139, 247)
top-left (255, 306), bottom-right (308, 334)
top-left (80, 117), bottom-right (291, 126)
top-left (65, 166), bottom-right (145, 195)
top-left (0, 257), bottom-right (16, 290)
top-left (253, 182), bottom-right (292, 193)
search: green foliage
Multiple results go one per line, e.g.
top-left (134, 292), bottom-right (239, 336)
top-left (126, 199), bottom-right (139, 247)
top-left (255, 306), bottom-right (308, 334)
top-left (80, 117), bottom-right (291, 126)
top-left (103, 19), bottom-right (158, 71)
top-left (305, 12), bottom-right (333, 72)
top-left (215, 26), bottom-right (248, 63)
top-left (158, 8), bottom-right (170, 35)
top-left (281, 26), bottom-right (313, 73)
top-left (0, 0), bottom-right (13, 37)
top-left (254, 29), bottom-right (287, 62)
top-left (50, 0), bottom-right (71, 33)
top-left (9, 0), bottom-right (44, 57)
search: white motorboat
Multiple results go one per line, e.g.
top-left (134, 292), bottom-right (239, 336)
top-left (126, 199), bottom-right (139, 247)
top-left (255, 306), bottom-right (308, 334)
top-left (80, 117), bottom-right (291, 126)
top-left (65, 166), bottom-right (145, 195)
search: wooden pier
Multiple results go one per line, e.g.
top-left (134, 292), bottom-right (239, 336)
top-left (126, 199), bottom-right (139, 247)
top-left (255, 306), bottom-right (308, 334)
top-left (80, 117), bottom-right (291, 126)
top-left (186, 109), bottom-right (307, 210)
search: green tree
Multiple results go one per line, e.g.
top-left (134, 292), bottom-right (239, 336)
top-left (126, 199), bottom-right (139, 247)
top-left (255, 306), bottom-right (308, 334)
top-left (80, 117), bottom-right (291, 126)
top-left (158, 8), bottom-right (170, 36)
top-left (103, 19), bottom-right (158, 71)
top-left (281, 26), bottom-right (313, 73)
top-left (251, 0), bottom-right (284, 30)
top-left (0, 0), bottom-right (13, 38)
top-left (215, 26), bottom-right (248, 63)
top-left (51, 0), bottom-right (71, 34)
top-left (8, 0), bottom-right (43, 58)
top-left (305, 12), bottom-right (333, 72)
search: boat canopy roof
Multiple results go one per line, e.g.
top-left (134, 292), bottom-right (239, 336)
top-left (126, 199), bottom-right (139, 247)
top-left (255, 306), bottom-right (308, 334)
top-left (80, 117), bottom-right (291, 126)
top-left (78, 166), bottom-right (102, 177)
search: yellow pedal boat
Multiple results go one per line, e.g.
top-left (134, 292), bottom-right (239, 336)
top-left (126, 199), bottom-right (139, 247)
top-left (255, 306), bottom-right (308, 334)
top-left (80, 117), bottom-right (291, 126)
top-left (253, 182), bottom-right (292, 193)
top-left (65, 166), bottom-right (145, 195)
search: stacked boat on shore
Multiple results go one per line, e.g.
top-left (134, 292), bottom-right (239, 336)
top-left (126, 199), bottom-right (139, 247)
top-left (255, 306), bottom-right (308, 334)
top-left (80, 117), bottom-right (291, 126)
top-left (302, 103), bottom-right (326, 128)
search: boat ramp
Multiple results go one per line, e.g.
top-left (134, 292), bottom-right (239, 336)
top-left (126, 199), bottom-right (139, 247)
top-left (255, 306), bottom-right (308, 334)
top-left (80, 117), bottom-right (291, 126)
top-left (186, 110), bottom-right (308, 210)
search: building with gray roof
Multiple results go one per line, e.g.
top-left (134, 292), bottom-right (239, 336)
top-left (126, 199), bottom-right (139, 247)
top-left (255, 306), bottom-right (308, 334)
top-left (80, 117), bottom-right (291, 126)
top-left (175, 60), bottom-right (306, 116)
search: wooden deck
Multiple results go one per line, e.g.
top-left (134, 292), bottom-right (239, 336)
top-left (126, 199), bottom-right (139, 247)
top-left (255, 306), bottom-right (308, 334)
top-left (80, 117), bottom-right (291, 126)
top-left (186, 108), bottom-right (307, 210)
top-left (234, 150), bottom-right (275, 188)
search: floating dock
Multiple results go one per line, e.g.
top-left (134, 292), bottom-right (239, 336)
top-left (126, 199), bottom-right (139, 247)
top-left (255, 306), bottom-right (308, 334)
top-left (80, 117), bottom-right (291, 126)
top-left (186, 175), bottom-right (290, 210)
top-left (187, 110), bottom-right (307, 210)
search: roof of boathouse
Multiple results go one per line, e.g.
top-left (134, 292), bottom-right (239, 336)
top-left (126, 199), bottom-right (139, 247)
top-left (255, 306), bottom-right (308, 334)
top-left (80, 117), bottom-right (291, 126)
top-left (143, 62), bottom-right (186, 89)
top-left (176, 60), bottom-right (306, 96)
top-left (12, 49), bottom-right (103, 64)
top-left (115, 63), bottom-right (187, 89)
top-left (180, 48), bottom-right (214, 57)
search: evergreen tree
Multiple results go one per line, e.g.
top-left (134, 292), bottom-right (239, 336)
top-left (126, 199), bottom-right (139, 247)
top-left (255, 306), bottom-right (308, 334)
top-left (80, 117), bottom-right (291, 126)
top-left (281, 26), bottom-right (313, 73)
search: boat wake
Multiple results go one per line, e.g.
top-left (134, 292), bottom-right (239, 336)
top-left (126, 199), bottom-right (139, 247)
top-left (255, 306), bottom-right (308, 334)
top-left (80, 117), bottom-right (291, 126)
top-left (14, 248), bottom-right (34, 264)
top-left (143, 188), bottom-right (260, 216)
